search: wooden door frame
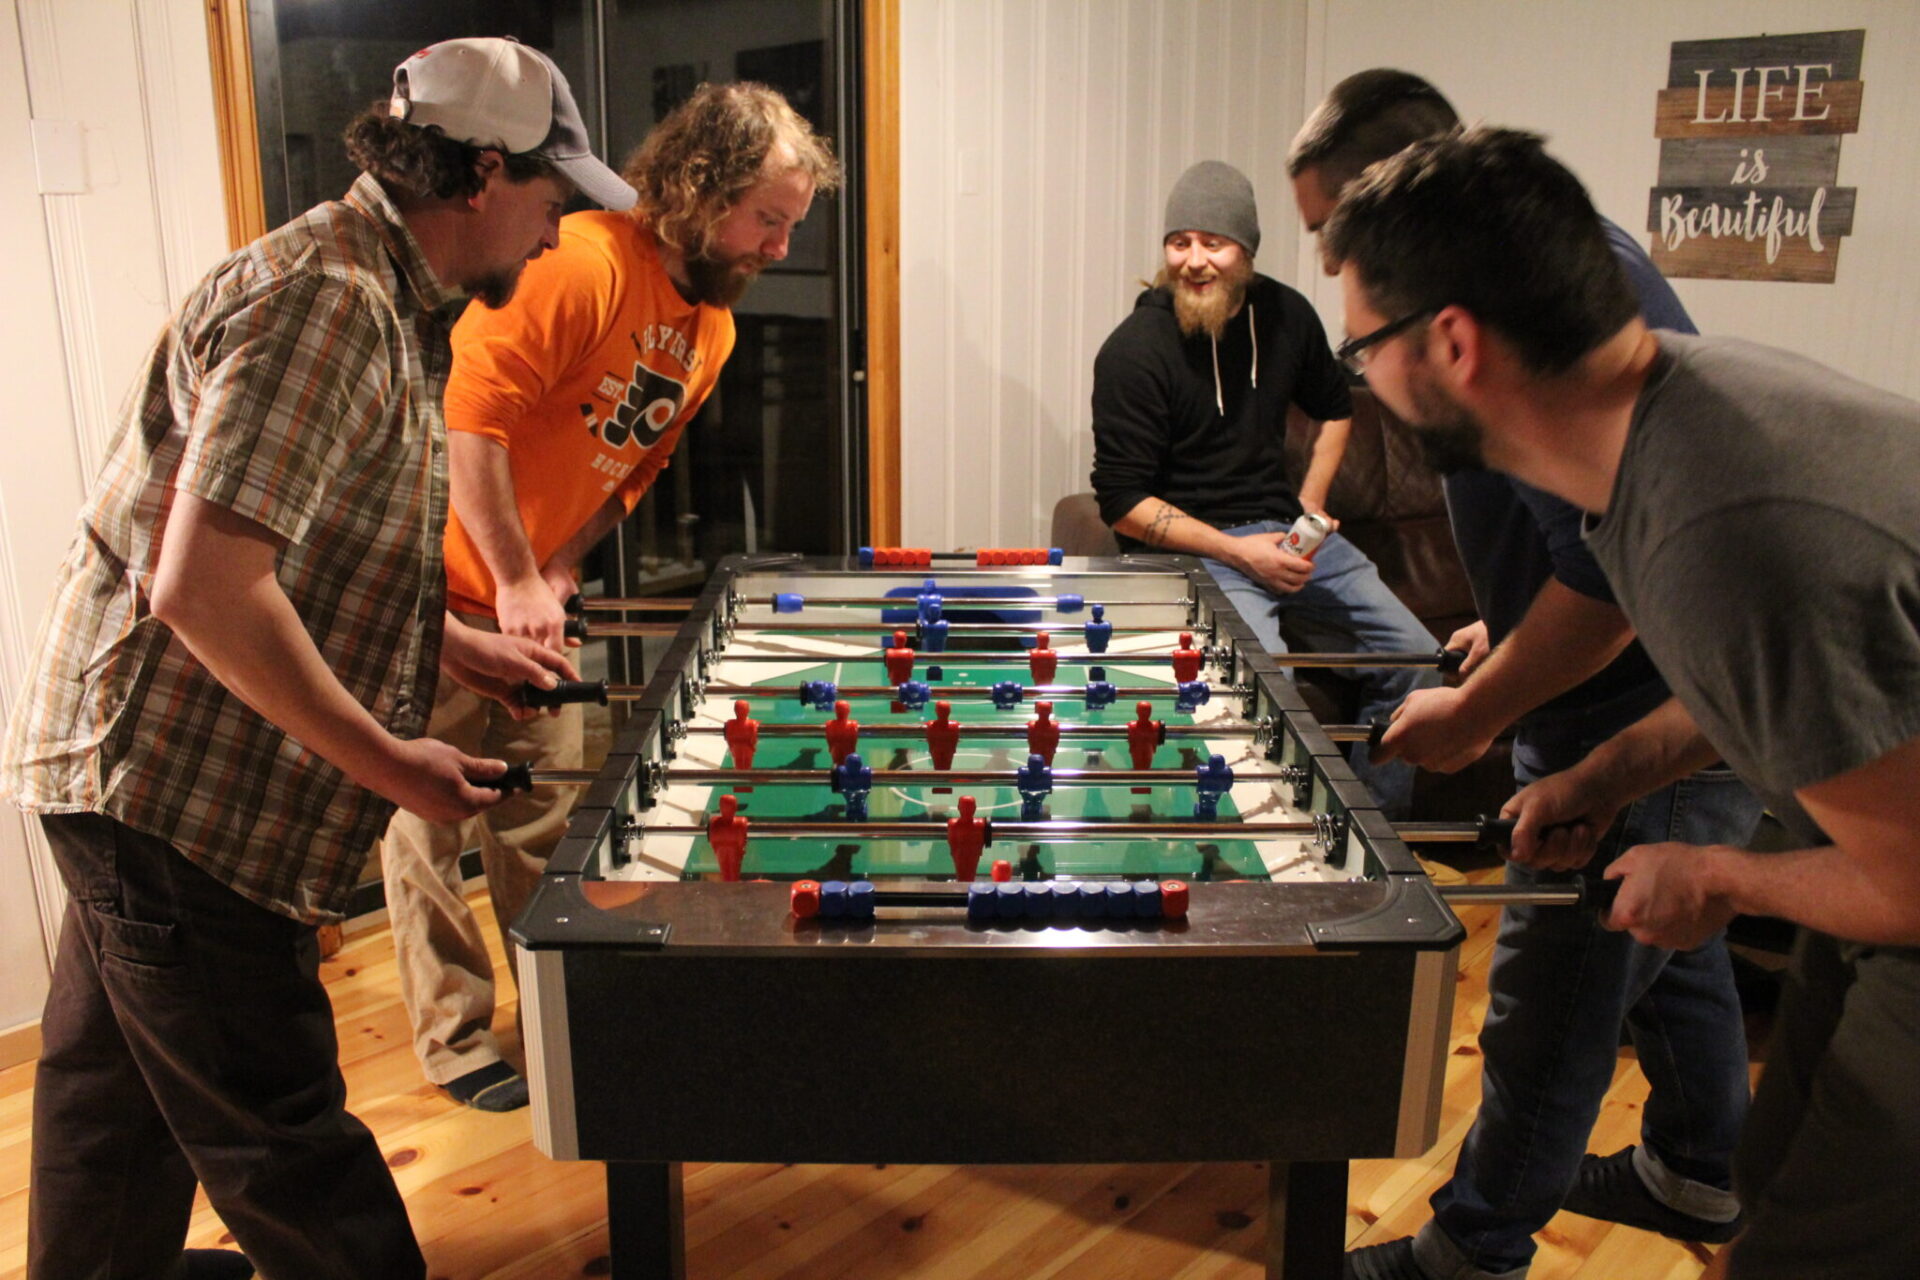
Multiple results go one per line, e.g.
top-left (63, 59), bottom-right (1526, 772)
top-left (862, 0), bottom-right (902, 545)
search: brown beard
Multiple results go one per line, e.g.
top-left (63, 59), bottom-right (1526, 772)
top-left (1157, 257), bottom-right (1253, 339)
top-left (1405, 365), bottom-right (1489, 474)
top-left (684, 249), bottom-right (767, 307)
top-left (468, 262), bottom-right (525, 310)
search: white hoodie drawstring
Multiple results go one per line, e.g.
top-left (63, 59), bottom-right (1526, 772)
top-left (1210, 303), bottom-right (1258, 416)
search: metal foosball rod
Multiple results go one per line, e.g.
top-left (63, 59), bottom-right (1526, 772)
top-left (694, 649), bottom-right (1460, 669)
top-left (676, 721), bottom-right (1377, 742)
top-left (659, 766), bottom-right (1295, 787)
top-left (627, 816), bottom-right (1521, 844)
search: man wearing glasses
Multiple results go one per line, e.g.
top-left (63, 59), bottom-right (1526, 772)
top-left (1089, 159), bottom-right (1438, 816)
top-left (1290, 72), bottom-right (1762, 1280)
top-left (1326, 124), bottom-right (1920, 1280)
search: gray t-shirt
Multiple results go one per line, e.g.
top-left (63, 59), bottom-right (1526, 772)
top-left (1585, 332), bottom-right (1920, 843)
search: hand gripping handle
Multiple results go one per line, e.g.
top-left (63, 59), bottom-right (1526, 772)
top-left (521, 678), bottom-right (609, 709)
top-left (470, 762), bottom-right (534, 794)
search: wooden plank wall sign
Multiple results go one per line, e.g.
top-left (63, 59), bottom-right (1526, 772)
top-left (1649, 29), bottom-right (1865, 283)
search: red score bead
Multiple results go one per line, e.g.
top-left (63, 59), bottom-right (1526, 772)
top-left (790, 879), bottom-right (822, 918)
top-left (1159, 880), bottom-right (1190, 919)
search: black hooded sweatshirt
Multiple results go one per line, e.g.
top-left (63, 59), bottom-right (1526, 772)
top-left (1090, 274), bottom-right (1352, 548)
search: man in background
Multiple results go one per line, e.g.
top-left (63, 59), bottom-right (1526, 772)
top-left (1289, 71), bottom-right (1762, 1280)
top-left (1, 37), bottom-right (612, 1278)
top-left (381, 81), bottom-right (840, 1112)
top-left (1090, 159), bottom-right (1438, 816)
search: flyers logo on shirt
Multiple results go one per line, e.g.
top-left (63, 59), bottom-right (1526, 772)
top-left (589, 359), bottom-right (688, 451)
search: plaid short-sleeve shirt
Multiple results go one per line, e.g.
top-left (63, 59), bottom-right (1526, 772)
top-left (1, 174), bottom-right (459, 923)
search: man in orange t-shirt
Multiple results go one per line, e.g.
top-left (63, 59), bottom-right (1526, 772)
top-left (379, 82), bottom-right (841, 1111)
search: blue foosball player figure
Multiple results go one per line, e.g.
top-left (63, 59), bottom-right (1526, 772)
top-left (1083, 603), bottom-right (1113, 653)
top-left (1083, 666), bottom-right (1117, 711)
top-left (833, 752), bottom-right (873, 821)
top-left (1194, 754), bottom-right (1233, 819)
top-left (896, 678), bottom-right (932, 711)
top-left (921, 602), bottom-right (950, 653)
top-left (991, 680), bottom-right (1025, 709)
top-left (916, 578), bottom-right (943, 623)
top-left (799, 679), bottom-right (838, 710)
top-left (1016, 752), bottom-right (1053, 820)
top-left (1175, 680), bottom-right (1211, 713)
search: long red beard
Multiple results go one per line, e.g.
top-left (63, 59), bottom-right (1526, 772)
top-left (1158, 260), bottom-right (1252, 338)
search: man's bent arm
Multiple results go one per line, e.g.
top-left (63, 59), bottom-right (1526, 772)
top-left (150, 492), bottom-right (503, 822)
top-left (1295, 417), bottom-right (1352, 517)
top-left (1700, 735), bottom-right (1920, 944)
top-left (1380, 578), bottom-right (1634, 768)
top-left (1114, 496), bottom-right (1251, 564)
top-left (449, 431), bottom-right (542, 588)
top-left (448, 431), bottom-right (568, 648)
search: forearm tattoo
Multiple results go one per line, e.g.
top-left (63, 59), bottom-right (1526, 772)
top-left (1141, 502), bottom-right (1186, 548)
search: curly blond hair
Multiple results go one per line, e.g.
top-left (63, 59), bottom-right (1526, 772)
top-left (623, 81), bottom-right (841, 256)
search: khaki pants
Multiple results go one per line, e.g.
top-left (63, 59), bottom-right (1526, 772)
top-left (378, 670), bottom-right (582, 1084)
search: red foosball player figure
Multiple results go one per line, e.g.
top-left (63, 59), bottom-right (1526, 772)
top-left (1029, 631), bottom-right (1059, 685)
top-left (884, 629), bottom-right (916, 684)
top-left (926, 700), bottom-right (961, 769)
top-left (1128, 700), bottom-right (1164, 772)
top-left (722, 699), bottom-right (760, 768)
top-left (1171, 632), bottom-right (1203, 683)
top-left (825, 699), bottom-right (860, 765)
top-left (707, 793), bottom-right (750, 882)
top-left (1027, 700), bottom-right (1061, 765)
top-left (946, 794), bottom-right (989, 881)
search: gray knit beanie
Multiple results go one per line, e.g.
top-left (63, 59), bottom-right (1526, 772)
top-left (1163, 160), bottom-right (1260, 256)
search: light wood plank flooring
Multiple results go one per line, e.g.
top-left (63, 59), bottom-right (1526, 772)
top-left (0, 854), bottom-right (1754, 1279)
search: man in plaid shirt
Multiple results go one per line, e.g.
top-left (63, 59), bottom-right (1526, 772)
top-left (1, 38), bottom-right (632, 1280)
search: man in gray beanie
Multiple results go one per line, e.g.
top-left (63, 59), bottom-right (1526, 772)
top-left (1089, 159), bottom-right (1438, 815)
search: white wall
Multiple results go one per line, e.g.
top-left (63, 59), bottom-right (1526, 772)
top-left (0, 0), bottom-right (229, 1035)
top-left (899, 0), bottom-right (1920, 548)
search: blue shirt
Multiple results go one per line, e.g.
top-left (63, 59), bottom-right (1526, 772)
top-left (1442, 219), bottom-right (1694, 765)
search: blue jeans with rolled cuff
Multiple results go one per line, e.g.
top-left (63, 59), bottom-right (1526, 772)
top-left (1416, 759), bottom-right (1763, 1276)
top-left (1201, 522), bottom-right (1439, 818)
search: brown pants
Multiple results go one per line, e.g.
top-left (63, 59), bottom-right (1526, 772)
top-left (30, 812), bottom-right (423, 1280)
top-left (377, 670), bottom-right (581, 1085)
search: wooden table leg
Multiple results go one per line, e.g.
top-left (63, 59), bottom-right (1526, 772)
top-left (1265, 1160), bottom-right (1347, 1280)
top-left (605, 1160), bottom-right (685, 1279)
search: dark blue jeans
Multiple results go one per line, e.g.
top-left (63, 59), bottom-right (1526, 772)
top-left (1421, 761), bottom-right (1763, 1274)
top-left (1202, 522), bottom-right (1439, 817)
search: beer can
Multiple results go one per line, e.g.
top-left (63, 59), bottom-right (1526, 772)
top-left (1281, 511), bottom-right (1332, 558)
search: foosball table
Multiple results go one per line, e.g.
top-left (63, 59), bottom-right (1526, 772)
top-left (509, 550), bottom-right (1539, 1278)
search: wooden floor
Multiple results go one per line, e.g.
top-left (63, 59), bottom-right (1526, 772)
top-left (0, 853), bottom-right (1753, 1279)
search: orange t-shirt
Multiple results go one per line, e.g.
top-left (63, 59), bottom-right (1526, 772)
top-left (442, 212), bottom-right (735, 615)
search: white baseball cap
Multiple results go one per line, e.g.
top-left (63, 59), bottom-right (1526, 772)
top-left (389, 37), bottom-right (636, 211)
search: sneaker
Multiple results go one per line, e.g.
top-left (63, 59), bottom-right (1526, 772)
top-left (1345, 1238), bottom-right (1429, 1280)
top-left (1561, 1147), bottom-right (1741, 1243)
top-left (442, 1060), bottom-right (531, 1113)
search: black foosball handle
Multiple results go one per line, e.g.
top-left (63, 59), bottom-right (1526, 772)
top-left (521, 677), bottom-right (610, 709)
top-left (1437, 647), bottom-right (1469, 674)
top-left (471, 762), bottom-right (534, 794)
top-left (564, 616), bottom-right (589, 641)
top-left (563, 592), bottom-right (585, 617)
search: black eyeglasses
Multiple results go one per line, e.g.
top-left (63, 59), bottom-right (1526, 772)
top-left (1335, 308), bottom-right (1436, 376)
